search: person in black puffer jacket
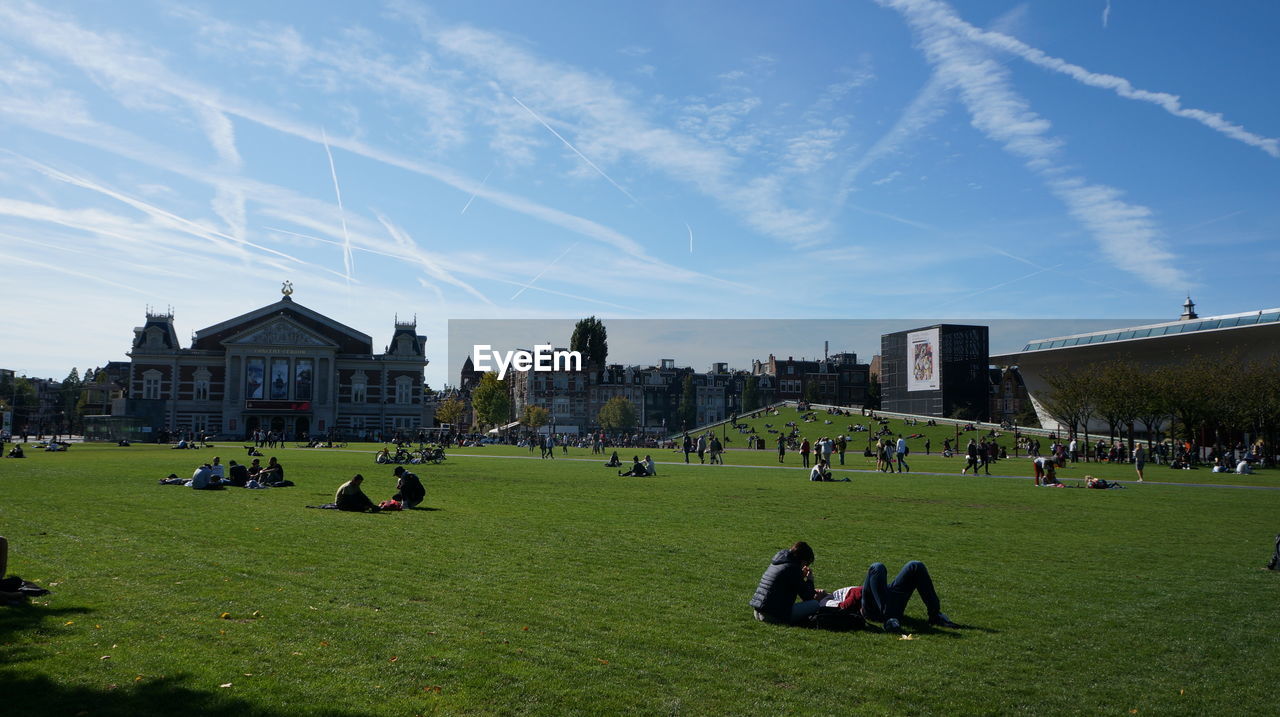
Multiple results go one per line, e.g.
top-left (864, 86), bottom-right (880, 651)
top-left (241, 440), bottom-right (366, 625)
top-left (749, 541), bottom-right (819, 625)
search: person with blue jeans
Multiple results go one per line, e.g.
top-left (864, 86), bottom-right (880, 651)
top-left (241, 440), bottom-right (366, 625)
top-left (856, 560), bottom-right (956, 633)
top-left (895, 435), bottom-right (910, 473)
top-left (749, 541), bottom-right (820, 625)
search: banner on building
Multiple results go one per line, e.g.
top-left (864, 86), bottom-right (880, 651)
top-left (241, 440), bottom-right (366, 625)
top-left (907, 328), bottom-right (940, 392)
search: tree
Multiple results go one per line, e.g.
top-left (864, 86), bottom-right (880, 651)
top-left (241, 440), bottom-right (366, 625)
top-left (61, 368), bottom-right (82, 434)
top-left (470, 372), bottom-right (510, 429)
top-left (1092, 361), bottom-right (1143, 446)
top-left (434, 396), bottom-right (466, 428)
top-left (570, 316), bottom-right (608, 368)
top-left (678, 374), bottom-right (697, 430)
top-left (597, 396), bottom-right (637, 433)
top-left (803, 379), bottom-right (819, 403)
top-left (520, 404), bottom-right (551, 432)
top-left (866, 373), bottom-right (882, 410)
top-left (741, 375), bottom-right (760, 412)
top-left (1040, 367), bottom-right (1095, 450)
top-left (0, 375), bottom-right (37, 433)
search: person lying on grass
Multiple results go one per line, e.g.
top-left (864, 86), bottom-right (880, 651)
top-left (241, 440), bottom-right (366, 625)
top-left (335, 474), bottom-right (380, 512)
top-left (750, 541), bottom-right (957, 632)
top-left (818, 561), bottom-right (958, 633)
top-left (392, 466), bottom-right (425, 509)
top-left (619, 456), bottom-right (649, 477)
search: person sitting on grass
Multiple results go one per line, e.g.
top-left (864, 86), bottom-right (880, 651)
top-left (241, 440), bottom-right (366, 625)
top-left (643, 455), bottom-right (657, 476)
top-left (226, 460), bottom-right (249, 487)
top-left (619, 456), bottom-right (648, 477)
top-left (749, 541), bottom-right (820, 625)
top-left (809, 459), bottom-right (832, 481)
top-left (604, 451), bottom-right (622, 468)
top-left (7, 445), bottom-right (24, 458)
top-left (393, 466), bottom-right (425, 509)
top-left (190, 463), bottom-right (224, 490)
top-left (335, 474), bottom-right (380, 512)
top-left (258, 457), bottom-right (285, 485)
top-left (818, 560), bottom-right (958, 634)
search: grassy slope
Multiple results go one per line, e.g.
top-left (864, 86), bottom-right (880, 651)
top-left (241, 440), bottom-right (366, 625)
top-left (1, 442), bottom-right (1278, 715)
top-left (651, 406), bottom-right (1280, 487)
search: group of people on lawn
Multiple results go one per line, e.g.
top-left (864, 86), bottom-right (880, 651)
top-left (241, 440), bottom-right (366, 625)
top-left (171, 455), bottom-right (286, 489)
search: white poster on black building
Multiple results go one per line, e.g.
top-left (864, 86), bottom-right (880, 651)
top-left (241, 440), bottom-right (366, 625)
top-left (907, 328), bottom-right (940, 392)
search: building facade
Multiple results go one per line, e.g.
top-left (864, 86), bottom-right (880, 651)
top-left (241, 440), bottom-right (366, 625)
top-left (880, 324), bottom-right (990, 419)
top-left (120, 289), bottom-right (429, 440)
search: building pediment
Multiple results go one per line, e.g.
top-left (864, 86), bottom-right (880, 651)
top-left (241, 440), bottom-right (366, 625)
top-left (222, 317), bottom-right (339, 349)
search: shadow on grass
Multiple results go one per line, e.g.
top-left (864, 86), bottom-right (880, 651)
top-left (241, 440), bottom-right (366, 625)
top-left (0, 671), bottom-right (369, 717)
top-left (0, 602), bottom-right (95, 666)
top-left (898, 617), bottom-right (999, 637)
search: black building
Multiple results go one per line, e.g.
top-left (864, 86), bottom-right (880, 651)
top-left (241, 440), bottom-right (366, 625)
top-left (880, 324), bottom-right (989, 419)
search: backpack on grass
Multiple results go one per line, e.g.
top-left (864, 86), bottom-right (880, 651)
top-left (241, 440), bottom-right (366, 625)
top-left (807, 605), bottom-right (866, 632)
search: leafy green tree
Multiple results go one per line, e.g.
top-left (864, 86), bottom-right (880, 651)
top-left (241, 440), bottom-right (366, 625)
top-left (1040, 367), bottom-right (1096, 450)
top-left (803, 380), bottom-right (819, 403)
top-left (597, 396), bottom-right (637, 432)
top-left (520, 404), bottom-right (551, 432)
top-left (570, 316), bottom-right (608, 368)
top-left (866, 373), bottom-right (882, 410)
top-left (1092, 361), bottom-right (1143, 445)
top-left (741, 375), bottom-right (760, 412)
top-left (434, 396), bottom-right (466, 428)
top-left (677, 374), bottom-right (696, 430)
top-left (1, 376), bottom-right (37, 432)
top-left (470, 372), bottom-right (510, 429)
top-left (61, 368), bottom-right (83, 433)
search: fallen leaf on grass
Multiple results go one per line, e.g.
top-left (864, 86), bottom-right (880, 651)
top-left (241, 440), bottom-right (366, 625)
top-left (320, 641), bottom-right (330, 647)
top-left (94, 625), bottom-right (101, 630)
top-left (596, 658), bottom-right (609, 664)
top-left (64, 621), bottom-right (74, 626)
top-left (134, 676), bottom-right (143, 682)
top-left (251, 611), bottom-right (262, 618)
top-left (291, 651), bottom-right (302, 656)
top-left (220, 683), bottom-right (233, 688)
top-left (522, 626), bottom-right (529, 631)
top-left (219, 613), bottom-right (231, 620)
top-left (100, 655), bottom-right (111, 660)
top-left (423, 685), bottom-right (442, 694)
top-left (898, 634), bottom-right (915, 641)
top-left (388, 656), bottom-right (398, 663)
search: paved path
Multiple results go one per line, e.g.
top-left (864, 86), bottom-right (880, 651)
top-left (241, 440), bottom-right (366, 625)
top-left (315, 447), bottom-right (1280, 491)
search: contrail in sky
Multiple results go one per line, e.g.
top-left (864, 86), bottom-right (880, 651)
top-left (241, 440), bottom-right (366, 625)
top-left (511, 95), bottom-right (642, 206)
top-left (510, 241), bottom-right (580, 301)
top-left (686, 223), bottom-right (693, 253)
top-left (1102, 0), bottom-right (1111, 29)
top-left (321, 127), bottom-right (354, 286)
top-left (460, 169), bottom-right (492, 215)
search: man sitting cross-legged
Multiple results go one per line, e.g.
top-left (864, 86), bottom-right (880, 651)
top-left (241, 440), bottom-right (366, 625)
top-left (335, 474), bottom-right (380, 512)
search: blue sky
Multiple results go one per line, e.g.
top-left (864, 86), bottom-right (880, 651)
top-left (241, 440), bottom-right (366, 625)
top-left (0, 0), bottom-right (1275, 388)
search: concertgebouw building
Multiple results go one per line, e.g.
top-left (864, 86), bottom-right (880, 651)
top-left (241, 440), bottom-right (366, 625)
top-left (109, 284), bottom-right (428, 441)
top-left (991, 298), bottom-right (1280, 432)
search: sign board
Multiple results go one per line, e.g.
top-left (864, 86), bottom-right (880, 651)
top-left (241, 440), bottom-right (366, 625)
top-left (906, 328), bottom-right (940, 392)
top-left (245, 400), bottom-right (313, 411)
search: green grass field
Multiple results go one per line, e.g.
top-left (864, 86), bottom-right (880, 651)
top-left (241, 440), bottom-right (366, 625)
top-left (2, 440), bottom-right (1279, 715)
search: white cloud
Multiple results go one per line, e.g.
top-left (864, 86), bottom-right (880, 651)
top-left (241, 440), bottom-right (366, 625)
top-left (879, 0), bottom-right (1280, 158)
top-left (881, 0), bottom-right (1188, 289)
